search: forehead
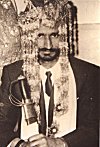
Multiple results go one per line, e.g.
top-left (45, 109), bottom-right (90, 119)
top-left (38, 25), bottom-right (58, 34)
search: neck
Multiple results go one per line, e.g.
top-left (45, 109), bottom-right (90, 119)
top-left (39, 58), bottom-right (59, 69)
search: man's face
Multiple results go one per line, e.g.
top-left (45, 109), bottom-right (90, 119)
top-left (37, 25), bottom-right (60, 68)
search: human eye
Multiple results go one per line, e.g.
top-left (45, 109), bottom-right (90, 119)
top-left (38, 33), bottom-right (44, 38)
top-left (50, 32), bottom-right (59, 38)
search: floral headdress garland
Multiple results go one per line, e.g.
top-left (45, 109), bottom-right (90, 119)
top-left (0, 0), bottom-right (22, 84)
top-left (18, 0), bottom-right (78, 125)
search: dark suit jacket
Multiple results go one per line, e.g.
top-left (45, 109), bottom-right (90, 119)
top-left (0, 56), bottom-right (99, 147)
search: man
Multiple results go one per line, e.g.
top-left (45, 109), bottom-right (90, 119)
top-left (0, 0), bottom-right (99, 147)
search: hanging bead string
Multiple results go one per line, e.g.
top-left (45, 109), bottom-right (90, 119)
top-left (65, 1), bottom-right (78, 56)
top-left (68, 1), bottom-right (74, 55)
top-left (74, 6), bottom-right (79, 55)
top-left (66, 7), bottom-right (70, 55)
top-left (71, 4), bottom-right (75, 55)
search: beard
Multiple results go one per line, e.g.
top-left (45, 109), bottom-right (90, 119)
top-left (38, 48), bottom-right (60, 62)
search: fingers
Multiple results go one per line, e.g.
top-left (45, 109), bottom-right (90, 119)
top-left (28, 134), bottom-right (48, 147)
top-left (28, 134), bottom-right (44, 142)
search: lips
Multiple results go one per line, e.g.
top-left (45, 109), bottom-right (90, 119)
top-left (43, 51), bottom-right (51, 55)
top-left (38, 48), bottom-right (60, 62)
top-left (39, 51), bottom-right (55, 59)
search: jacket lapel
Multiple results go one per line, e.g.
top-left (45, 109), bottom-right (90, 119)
top-left (69, 56), bottom-right (88, 98)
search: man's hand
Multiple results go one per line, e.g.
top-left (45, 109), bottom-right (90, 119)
top-left (22, 134), bottom-right (67, 147)
top-left (27, 134), bottom-right (48, 147)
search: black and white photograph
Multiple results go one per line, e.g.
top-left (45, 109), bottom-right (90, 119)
top-left (0, 0), bottom-right (99, 147)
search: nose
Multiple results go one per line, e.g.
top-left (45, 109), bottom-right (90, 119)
top-left (44, 35), bottom-right (52, 49)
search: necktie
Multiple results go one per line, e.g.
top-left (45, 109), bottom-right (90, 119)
top-left (45, 71), bottom-right (54, 129)
top-left (39, 72), bottom-right (54, 136)
top-left (45, 71), bottom-right (52, 97)
top-left (39, 81), bottom-right (47, 135)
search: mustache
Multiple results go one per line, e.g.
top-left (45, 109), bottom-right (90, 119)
top-left (38, 48), bottom-right (59, 52)
top-left (38, 48), bottom-right (60, 62)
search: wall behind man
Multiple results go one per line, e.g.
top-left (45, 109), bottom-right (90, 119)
top-left (14, 0), bottom-right (100, 66)
top-left (73, 0), bottom-right (100, 66)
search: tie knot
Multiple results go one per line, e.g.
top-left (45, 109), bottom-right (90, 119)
top-left (46, 71), bottom-right (52, 78)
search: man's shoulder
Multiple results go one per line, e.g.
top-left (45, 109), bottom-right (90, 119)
top-left (3, 60), bottom-right (23, 80)
top-left (4, 60), bottom-right (23, 70)
top-left (69, 56), bottom-right (99, 72)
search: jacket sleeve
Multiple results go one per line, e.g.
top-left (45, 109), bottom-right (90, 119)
top-left (0, 66), bottom-right (21, 146)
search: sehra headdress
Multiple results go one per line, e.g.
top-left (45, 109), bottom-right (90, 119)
top-left (9, 0), bottom-right (79, 136)
top-left (18, 0), bottom-right (79, 84)
top-left (16, 0), bottom-right (79, 125)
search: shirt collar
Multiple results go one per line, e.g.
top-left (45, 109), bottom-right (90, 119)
top-left (40, 59), bottom-right (61, 84)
